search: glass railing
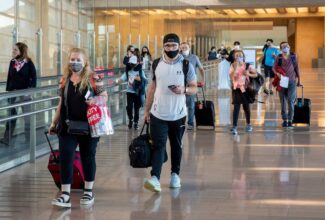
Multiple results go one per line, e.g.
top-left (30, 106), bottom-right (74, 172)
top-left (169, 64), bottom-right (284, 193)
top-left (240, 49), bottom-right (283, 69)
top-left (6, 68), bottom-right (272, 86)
top-left (0, 61), bottom-right (219, 173)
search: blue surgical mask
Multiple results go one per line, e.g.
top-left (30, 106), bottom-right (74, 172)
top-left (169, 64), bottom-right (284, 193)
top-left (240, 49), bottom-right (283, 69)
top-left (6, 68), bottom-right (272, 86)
top-left (282, 47), bottom-right (290, 54)
top-left (69, 62), bottom-right (83, 73)
top-left (237, 57), bottom-right (244, 63)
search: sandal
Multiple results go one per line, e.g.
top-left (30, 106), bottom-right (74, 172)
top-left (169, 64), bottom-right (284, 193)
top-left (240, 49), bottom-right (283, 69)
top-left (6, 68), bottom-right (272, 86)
top-left (80, 189), bottom-right (94, 206)
top-left (51, 191), bottom-right (71, 208)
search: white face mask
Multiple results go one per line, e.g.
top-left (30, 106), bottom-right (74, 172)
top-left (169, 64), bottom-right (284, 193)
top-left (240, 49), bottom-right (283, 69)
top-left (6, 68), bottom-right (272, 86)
top-left (234, 45), bottom-right (240, 50)
top-left (182, 50), bottom-right (190, 56)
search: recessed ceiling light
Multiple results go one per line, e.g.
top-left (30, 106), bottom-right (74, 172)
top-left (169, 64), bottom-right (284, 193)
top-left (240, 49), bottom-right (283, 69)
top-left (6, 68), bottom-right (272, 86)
top-left (286, 8), bottom-right (297, 13)
top-left (255, 9), bottom-right (266, 14)
top-left (265, 8), bottom-right (277, 14)
top-left (233, 9), bottom-right (247, 15)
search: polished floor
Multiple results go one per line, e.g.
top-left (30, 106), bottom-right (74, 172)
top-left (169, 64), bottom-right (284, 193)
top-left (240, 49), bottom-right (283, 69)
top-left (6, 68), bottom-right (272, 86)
top-left (1, 69), bottom-right (325, 220)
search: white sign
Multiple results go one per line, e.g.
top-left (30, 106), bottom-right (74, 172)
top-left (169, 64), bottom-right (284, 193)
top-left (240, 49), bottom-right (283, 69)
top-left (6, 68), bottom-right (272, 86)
top-left (243, 49), bottom-right (256, 68)
top-left (280, 75), bottom-right (289, 88)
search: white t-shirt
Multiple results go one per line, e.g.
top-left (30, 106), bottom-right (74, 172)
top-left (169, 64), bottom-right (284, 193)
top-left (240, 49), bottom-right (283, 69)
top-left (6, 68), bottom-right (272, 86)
top-left (151, 55), bottom-right (196, 121)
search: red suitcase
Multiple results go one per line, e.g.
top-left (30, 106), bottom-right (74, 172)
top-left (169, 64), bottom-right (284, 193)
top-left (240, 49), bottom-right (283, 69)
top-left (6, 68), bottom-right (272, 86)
top-left (45, 131), bottom-right (85, 189)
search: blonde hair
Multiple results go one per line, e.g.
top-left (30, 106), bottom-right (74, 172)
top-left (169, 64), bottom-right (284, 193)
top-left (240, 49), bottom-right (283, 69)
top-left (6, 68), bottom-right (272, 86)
top-left (63, 48), bottom-right (93, 93)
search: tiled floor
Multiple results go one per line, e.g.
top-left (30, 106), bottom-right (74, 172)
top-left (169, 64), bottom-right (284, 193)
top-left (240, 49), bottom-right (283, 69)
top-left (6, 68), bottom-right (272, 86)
top-left (0, 69), bottom-right (325, 220)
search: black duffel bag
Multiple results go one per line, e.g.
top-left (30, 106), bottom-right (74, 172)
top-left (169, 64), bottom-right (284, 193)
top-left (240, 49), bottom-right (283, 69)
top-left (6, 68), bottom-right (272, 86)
top-left (129, 123), bottom-right (167, 168)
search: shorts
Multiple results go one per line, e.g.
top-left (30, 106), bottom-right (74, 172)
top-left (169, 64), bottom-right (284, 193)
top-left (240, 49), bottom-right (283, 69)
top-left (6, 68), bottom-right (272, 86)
top-left (264, 65), bottom-right (275, 78)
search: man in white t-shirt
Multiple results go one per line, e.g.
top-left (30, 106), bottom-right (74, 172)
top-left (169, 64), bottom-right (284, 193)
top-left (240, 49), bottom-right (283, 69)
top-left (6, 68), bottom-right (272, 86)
top-left (143, 33), bottom-right (197, 193)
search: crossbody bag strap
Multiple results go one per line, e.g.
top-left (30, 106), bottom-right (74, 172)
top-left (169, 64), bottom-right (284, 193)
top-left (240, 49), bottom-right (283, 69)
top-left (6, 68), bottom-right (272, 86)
top-left (64, 78), bottom-right (70, 123)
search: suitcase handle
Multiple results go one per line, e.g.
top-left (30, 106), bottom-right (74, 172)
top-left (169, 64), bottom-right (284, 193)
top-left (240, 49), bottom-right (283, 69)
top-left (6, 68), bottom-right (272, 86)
top-left (196, 87), bottom-right (206, 104)
top-left (296, 84), bottom-right (304, 103)
top-left (44, 130), bottom-right (58, 161)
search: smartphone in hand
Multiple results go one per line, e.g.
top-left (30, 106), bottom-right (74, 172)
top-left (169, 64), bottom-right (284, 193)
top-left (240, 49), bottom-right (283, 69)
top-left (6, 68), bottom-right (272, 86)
top-left (168, 85), bottom-right (176, 90)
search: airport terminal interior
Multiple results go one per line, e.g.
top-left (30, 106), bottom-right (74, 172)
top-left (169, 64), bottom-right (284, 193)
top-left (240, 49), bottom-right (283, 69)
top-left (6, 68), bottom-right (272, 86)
top-left (1, 0), bottom-right (325, 219)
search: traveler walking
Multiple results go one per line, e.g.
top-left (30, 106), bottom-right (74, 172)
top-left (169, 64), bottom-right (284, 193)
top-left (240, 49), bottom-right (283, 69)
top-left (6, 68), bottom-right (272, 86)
top-left (143, 33), bottom-right (197, 192)
top-left (180, 42), bottom-right (205, 130)
top-left (49, 48), bottom-right (108, 208)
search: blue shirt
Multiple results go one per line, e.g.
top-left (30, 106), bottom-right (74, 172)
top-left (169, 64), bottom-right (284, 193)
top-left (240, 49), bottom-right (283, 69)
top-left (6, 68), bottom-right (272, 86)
top-left (183, 54), bottom-right (203, 70)
top-left (264, 47), bottom-right (279, 67)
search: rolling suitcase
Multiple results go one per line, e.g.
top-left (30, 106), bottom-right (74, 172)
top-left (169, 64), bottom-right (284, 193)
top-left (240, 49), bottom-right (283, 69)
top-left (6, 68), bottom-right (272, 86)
top-left (45, 131), bottom-right (85, 189)
top-left (195, 87), bottom-right (215, 128)
top-left (293, 85), bottom-right (311, 125)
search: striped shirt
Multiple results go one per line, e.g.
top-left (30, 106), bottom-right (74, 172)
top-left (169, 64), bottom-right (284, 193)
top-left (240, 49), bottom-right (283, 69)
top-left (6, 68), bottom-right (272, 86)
top-left (273, 54), bottom-right (300, 81)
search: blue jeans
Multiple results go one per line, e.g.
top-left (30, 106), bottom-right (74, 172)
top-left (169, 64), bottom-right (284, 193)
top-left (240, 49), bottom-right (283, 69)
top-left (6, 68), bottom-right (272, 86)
top-left (186, 95), bottom-right (195, 126)
top-left (279, 80), bottom-right (296, 121)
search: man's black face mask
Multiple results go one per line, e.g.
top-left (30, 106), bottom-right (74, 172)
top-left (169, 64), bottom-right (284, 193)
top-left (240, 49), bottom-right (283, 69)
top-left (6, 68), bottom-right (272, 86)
top-left (165, 50), bottom-right (179, 59)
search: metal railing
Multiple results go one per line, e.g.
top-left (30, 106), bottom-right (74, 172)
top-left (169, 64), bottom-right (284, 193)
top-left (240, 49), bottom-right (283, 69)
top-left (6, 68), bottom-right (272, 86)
top-left (0, 60), bottom-right (219, 173)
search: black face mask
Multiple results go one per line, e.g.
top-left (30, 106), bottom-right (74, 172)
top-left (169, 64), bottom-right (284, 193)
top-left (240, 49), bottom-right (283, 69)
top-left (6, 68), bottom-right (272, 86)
top-left (165, 50), bottom-right (179, 59)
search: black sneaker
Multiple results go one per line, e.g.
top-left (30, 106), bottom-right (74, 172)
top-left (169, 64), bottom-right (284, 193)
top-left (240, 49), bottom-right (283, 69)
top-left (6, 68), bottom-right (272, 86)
top-left (287, 121), bottom-right (294, 129)
top-left (128, 120), bottom-right (133, 129)
top-left (134, 123), bottom-right (139, 130)
top-left (282, 121), bottom-right (288, 128)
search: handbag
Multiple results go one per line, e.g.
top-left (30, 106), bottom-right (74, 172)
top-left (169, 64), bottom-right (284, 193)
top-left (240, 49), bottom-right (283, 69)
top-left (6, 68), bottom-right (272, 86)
top-left (129, 123), bottom-right (167, 168)
top-left (63, 79), bottom-right (90, 135)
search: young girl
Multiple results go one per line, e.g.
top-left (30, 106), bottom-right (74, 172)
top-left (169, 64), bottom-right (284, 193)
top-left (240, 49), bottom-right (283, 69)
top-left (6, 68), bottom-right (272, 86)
top-left (229, 50), bottom-right (257, 135)
top-left (49, 48), bottom-right (108, 208)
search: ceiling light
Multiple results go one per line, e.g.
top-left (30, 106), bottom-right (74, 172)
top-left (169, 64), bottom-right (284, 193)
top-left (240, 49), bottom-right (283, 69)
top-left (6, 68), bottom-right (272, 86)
top-left (286, 8), bottom-right (297, 13)
top-left (204, 9), bottom-right (217, 15)
top-left (224, 9), bottom-right (236, 15)
top-left (297, 7), bottom-right (308, 13)
top-left (265, 8), bottom-right (277, 14)
top-left (319, 7), bottom-right (325, 12)
top-left (112, 10), bottom-right (129, 16)
top-left (185, 9), bottom-right (196, 14)
top-left (255, 9), bottom-right (266, 14)
top-left (233, 9), bottom-right (247, 15)
top-left (155, 9), bottom-right (170, 15)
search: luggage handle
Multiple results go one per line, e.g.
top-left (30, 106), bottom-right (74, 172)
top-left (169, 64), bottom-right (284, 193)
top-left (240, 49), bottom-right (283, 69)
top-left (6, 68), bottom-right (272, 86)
top-left (140, 122), bottom-right (150, 136)
top-left (296, 84), bottom-right (304, 103)
top-left (44, 130), bottom-right (58, 161)
top-left (196, 87), bottom-right (206, 104)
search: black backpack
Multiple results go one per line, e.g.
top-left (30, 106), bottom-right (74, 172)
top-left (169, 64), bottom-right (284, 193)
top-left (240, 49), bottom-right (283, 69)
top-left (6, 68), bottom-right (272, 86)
top-left (246, 63), bottom-right (265, 103)
top-left (129, 123), bottom-right (167, 168)
top-left (152, 58), bottom-right (189, 86)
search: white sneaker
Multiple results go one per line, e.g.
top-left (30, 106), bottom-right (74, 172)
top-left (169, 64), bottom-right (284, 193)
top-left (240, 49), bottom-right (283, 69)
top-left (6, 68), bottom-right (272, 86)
top-left (169, 173), bottom-right (181, 188)
top-left (144, 176), bottom-right (161, 193)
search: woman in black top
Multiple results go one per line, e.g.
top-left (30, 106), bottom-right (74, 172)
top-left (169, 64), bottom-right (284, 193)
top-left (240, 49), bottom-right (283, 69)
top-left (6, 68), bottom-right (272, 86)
top-left (0, 42), bottom-right (36, 145)
top-left (49, 48), bottom-right (108, 208)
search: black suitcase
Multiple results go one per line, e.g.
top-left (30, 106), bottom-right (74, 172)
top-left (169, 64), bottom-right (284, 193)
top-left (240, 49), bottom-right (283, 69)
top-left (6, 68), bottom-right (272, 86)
top-left (293, 85), bottom-right (311, 125)
top-left (195, 87), bottom-right (215, 128)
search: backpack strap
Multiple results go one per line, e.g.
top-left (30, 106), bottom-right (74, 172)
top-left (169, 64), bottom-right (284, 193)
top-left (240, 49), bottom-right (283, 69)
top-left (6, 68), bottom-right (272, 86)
top-left (277, 54), bottom-right (283, 66)
top-left (290, 52), bottom-right (297, 66)
top-left (245, 63), bottom-right (250, 71)
top-left (152, 58), bottom-right (160, 80)
top-left (182, 59), bottom-right (189, 86)
top-left (89, 74), bottom-right (97, 94)
top-left (152, 57), bottom-right (189, 87)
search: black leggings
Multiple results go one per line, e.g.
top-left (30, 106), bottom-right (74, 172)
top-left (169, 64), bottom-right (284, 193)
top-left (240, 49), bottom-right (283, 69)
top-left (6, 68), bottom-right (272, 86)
top-left (126, 92), bottom-right (141, 123)
top-left (233, 103), bottom-right (251, 127)
top-left (59, 134), bottom-right (99, 184)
